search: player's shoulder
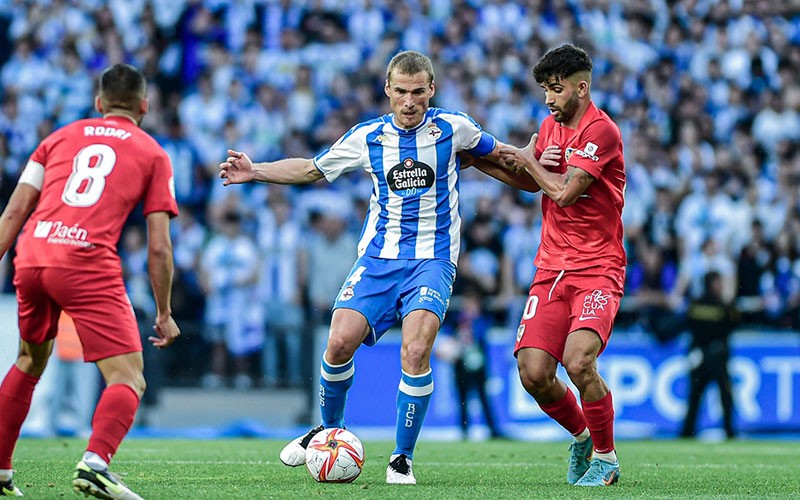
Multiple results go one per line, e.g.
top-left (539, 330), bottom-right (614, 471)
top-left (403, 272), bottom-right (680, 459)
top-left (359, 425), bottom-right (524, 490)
top-left (429, 107), bottom-right (478, 126)
top-left (343, 115), bottom-right (389, 139)
top-left (586, 104), bottom-right (621, 138)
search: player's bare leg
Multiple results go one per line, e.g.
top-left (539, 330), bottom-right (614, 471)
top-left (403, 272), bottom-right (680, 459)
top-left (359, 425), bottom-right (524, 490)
top-left (0, 339), bottom-right (54, 497)
top-left (280, 309), bottom-right (370, 467)
top-left (386, 309), bottom-right (439, 485)
top-left (563, 329), bottom-right (619, 486)
top-left (517, 347), bottom-right (593, 483)
top-left (72, 352), bottom-right (145, 499)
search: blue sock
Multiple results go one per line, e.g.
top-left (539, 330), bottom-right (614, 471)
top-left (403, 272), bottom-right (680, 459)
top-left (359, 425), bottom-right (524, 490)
top-left (393, 369), bottom-right (433, 459)
top-left (319, 352), bottom-right (354, 429)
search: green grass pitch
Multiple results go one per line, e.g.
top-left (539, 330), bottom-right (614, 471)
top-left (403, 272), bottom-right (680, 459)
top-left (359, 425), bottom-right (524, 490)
top-left (9, 438), bottom-right (798, 499)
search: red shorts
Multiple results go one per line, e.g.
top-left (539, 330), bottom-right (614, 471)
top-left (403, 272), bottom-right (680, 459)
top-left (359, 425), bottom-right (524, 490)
top-left (514, 268), bottom-right (624, 363)
top-left (14, 267), bottom-right (141, 362)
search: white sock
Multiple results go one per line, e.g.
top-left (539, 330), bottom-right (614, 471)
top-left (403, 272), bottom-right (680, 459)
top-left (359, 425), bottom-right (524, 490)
top-left (573, 428), bottom-right (590, 443)
top-left (82, 451), bottom-right (109, 471)
top-left (593, 450), bottom-right (617, 463)
top-left (0, 469), bottom-right (12, 481)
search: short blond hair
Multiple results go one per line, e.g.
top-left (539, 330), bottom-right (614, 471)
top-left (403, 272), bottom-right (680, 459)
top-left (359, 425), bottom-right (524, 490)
top-left (386, 51), bottom-right (434, 85)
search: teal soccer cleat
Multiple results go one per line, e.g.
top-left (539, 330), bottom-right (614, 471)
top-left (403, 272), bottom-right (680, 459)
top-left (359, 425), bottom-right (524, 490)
top-left (574, 457), bottom-right (620, 486)
top-left (567, 437), bottom-right (593, 484)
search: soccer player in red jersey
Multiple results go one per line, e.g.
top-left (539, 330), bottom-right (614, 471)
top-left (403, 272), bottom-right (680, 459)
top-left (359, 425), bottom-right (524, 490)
top-left (499, 44), bottom-right (626, 487)
top-left (0, 64), bottom-right (180, 499)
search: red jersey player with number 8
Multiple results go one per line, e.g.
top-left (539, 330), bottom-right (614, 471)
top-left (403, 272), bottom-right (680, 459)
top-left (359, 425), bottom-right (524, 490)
top-left (500, 43), bottom-right (626, 487)
top-left (0, 64), bottom-right (180, 499)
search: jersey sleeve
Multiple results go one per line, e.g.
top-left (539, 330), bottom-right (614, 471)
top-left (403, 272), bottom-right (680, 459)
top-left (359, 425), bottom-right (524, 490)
top-left (313, 125), bottom-right (367, 182)
top-left (567, 119), bottom-right (621, 179)
top-left (142, 149), bottom-right (179, 218)
top-left (27, 132), bottom-right (55, 169)
top-left (453, 112), bottom-right (496, 157)
top-left (20, 138), bottom-right (48, 190)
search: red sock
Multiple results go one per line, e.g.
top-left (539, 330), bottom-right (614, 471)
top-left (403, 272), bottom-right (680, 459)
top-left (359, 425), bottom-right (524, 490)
top-left (539, 388), bottom-right (587, 436)
top-left (87, 384), bottom-right (140, 465)
top-left (582, 392), bottom-right (615, 453)
top-left (0, 366), bottom-right (40, 469)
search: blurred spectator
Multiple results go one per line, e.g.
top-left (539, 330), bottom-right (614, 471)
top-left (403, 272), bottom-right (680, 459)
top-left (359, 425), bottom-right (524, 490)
top-left (671, 238), bottom-right (737, 308)
top-left (258, 193), bottom-right (305, 388)
top-left (304, 210), bottom-right (358, 324)
top-left (736, 220), bottom-right (771, 324)
top-left (199, 209), bottom-right (263, 390)
top-left (436, 289), bottom-right (503, 440)
top-left (155, 116), bottom-right (209, 215)
top-left (680, 271), bottom-right (738, 440)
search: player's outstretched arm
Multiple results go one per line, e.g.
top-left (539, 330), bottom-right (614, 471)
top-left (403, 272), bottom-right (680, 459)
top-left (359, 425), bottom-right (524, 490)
top-left (0, 183), bottom-right (40, 259)
top-left (219, 149), bottom-right (324, 186)
top-left (461, 152), bottom-right (541, 193)
top-left (145, 211), bottom-right (181, 349)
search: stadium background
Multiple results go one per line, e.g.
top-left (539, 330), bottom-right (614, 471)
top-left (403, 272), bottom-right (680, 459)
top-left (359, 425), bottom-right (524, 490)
top-left (0, 0), bottom-right (798, 441)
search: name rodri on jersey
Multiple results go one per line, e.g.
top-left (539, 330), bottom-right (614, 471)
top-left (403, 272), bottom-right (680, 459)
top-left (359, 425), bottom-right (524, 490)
top-left (313, 108), bottom-right (496, 264)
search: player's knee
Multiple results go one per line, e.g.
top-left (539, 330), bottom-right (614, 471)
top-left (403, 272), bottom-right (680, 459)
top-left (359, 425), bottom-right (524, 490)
top-left (15, 355), bottom-right (45, 378)
top-left (110, 371), bottom-right (146, 397)
top-left (135, 373), bottom-right (147, 396)
top-left (325, 336), bottom-right (357, 364)
top-left (517, 359), bottom-right (553, 393)
top-left (563, 356), bottom-right (595, 385)
top-left (17, 341), bottom-right (52, 377)
top-left (400, 341), bottom-right (430, 370)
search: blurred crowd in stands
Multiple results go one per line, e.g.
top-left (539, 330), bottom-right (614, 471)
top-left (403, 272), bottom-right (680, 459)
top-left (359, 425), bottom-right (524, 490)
top-left (1, 0), bottom-right (800, 391)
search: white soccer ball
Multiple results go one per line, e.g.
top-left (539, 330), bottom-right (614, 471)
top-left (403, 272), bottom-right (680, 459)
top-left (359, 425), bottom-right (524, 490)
top-left (305, 427), bottom-right (365, 483)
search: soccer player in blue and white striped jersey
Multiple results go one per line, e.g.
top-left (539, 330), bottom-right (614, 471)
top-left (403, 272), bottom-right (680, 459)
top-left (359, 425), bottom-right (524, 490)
top-left (220, 50), bottom-right (537, 485)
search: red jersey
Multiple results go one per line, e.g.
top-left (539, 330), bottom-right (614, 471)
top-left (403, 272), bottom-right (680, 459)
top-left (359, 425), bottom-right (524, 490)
top-left (534, 102), bottom-right (626, 278)
top-left (14, 116), bottom-right (178, 271)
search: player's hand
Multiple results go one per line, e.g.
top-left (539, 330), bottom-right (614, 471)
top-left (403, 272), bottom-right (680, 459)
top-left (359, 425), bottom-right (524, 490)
top-left (539, 145), bottom-right (561, 168)
top-left (150, 314), bottom-right (180, 349)
top-left (499, 133), bottom-right (538, 173)
top-left (219, 149), bottom-right (256, 186)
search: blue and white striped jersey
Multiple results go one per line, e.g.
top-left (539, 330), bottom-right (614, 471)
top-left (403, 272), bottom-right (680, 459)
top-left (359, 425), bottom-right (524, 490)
top-left (313, 107), bottom-right (496, 264)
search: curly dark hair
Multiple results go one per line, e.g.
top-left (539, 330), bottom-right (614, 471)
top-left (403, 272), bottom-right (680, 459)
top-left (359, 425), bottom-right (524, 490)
top-left (532, 44), bottom-right (593, 84)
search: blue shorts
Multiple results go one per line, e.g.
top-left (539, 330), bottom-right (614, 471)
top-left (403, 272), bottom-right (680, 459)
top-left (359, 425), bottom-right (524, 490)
top-left (333, 256), bottom-right (456, 346)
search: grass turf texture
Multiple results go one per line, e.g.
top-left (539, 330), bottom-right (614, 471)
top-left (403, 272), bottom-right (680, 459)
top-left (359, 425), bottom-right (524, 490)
top-left (10, 438), bottom-right (798, 499)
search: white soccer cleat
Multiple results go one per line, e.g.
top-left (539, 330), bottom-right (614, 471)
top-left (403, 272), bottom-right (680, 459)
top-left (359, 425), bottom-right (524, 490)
top-left (386, 454), bottom-right (416, 484)
top-left (279, 425), bottom-right (325, 467)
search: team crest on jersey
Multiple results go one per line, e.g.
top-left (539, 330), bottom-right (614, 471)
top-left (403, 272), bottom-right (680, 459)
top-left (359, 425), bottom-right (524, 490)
top-left (426, 124), bottom-right (442, 140)
top-left (571, 141), bottom-right (600, 162)
top-left (339, 285), bottom-right (355, 301)
top-left (387, 158), bottom-right (435, 197)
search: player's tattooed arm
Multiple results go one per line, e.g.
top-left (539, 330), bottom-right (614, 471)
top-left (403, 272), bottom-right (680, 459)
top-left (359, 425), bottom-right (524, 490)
top-left (500, 133), bottom-right (594, 207)
top-left (561, 166), bottom-right (596, 204)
